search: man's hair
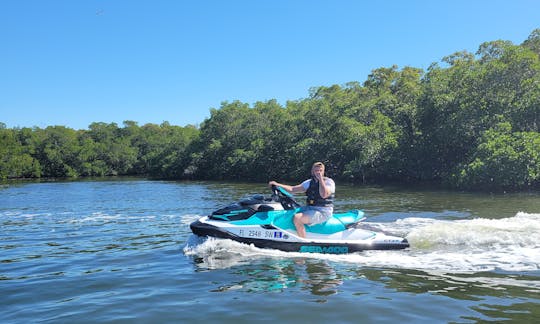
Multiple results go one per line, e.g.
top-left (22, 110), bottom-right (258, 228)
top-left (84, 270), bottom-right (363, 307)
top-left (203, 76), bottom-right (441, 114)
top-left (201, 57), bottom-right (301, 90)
top-left (312, 162), bottom-right (325, 168)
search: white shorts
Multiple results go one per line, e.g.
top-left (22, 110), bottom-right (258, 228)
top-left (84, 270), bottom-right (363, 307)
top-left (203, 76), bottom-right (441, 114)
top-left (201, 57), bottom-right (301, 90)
top-left (299, 206), bottom-right (333, 225)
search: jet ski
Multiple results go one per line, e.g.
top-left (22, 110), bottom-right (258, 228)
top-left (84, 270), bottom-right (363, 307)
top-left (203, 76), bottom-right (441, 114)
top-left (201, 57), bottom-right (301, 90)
top-left (190, 186), bottom-right (409, 254)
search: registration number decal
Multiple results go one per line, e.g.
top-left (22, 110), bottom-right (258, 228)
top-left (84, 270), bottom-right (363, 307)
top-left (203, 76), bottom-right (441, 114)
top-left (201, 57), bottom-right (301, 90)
top-left (238, 229), bottom-right (284, 239)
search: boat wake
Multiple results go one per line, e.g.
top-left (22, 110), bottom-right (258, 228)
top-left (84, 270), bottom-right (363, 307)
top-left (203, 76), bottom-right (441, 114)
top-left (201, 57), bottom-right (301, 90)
top-left (184, 212), bottom-right (540, 273)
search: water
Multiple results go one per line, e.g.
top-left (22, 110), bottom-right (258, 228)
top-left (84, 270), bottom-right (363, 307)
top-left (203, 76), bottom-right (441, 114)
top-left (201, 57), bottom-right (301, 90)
top-left (1, 179), bottom-right (539, 323)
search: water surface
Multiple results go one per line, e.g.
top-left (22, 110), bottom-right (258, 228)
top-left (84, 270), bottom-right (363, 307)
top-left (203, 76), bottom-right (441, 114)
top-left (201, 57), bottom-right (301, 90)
top-left (1, 179), bottom-right (539, 323)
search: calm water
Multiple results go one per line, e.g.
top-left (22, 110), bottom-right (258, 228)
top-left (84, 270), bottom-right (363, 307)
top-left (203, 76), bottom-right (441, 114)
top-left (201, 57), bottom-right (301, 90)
top-left (1, 179), bottom-right (539, 323)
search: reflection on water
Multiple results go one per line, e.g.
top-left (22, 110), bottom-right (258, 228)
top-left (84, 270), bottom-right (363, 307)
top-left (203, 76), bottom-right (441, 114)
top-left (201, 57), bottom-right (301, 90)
top-left (207, 258), bottom-right (344, 297)
top-left (186, 236), bottom-right (344, 296)
top-left (205, 259), bottom-right (343, 296)
top-left (297, 258), bottom-right (344, 297)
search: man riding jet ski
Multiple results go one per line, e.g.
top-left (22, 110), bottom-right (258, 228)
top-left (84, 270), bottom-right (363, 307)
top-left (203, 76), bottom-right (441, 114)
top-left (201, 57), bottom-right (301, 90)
top-left (189, 185), bottom-right (410, 254)
top-left (268, 161), bottom-right (336, 239)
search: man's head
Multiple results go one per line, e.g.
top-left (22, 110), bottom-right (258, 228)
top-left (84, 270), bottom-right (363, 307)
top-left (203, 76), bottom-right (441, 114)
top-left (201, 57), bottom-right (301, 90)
top-left (311, 162), bottom-right (325, 177)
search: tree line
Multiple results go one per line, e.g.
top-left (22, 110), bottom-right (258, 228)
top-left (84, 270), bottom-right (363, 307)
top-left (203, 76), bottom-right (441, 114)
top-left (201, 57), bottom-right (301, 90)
top-left (2, 29), bottom-right (540, 191)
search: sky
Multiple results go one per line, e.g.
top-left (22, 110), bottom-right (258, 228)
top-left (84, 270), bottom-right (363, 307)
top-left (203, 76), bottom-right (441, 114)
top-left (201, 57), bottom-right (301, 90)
top-left (1, 0), bottom-right (540, 130)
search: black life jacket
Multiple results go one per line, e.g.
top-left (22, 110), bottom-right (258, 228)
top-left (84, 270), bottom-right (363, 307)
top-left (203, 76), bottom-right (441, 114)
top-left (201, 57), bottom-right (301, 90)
top-left (306, 177), bottom-right (334, 207)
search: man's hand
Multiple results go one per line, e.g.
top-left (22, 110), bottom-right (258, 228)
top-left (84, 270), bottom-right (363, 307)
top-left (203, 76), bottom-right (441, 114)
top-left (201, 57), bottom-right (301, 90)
top-left (314, 170), bottom-right (324, 182)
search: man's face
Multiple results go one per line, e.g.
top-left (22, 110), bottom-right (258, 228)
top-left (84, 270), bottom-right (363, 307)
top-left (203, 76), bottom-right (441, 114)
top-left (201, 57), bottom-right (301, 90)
top-left (312, 165), bottom-right (324, 177)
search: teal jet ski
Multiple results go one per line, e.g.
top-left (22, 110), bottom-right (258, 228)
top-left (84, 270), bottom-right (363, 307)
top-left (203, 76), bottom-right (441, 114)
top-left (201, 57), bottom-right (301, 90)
top-left (190, 186), bottom-right (409, 254)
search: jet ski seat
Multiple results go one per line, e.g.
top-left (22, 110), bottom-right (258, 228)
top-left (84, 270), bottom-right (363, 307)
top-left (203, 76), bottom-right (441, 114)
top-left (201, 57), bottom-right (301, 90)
top-left (307, 210), bottom-right (365, 234)
top-left (307, 217), bottom-right (346, 234)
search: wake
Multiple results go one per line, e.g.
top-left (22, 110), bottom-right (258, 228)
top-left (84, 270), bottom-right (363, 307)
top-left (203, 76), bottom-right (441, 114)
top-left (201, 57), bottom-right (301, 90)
top-left (183, 212), bottom-right (540, 273)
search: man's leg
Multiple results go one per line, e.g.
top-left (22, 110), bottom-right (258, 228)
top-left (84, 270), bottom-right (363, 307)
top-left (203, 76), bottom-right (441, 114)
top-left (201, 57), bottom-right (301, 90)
top-left (293, 212), bottom-right (311, 238)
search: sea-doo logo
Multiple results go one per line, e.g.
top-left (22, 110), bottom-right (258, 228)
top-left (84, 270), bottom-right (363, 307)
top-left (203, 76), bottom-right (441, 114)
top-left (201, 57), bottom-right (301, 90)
top-left (299, 245), bottom-right (349, 254)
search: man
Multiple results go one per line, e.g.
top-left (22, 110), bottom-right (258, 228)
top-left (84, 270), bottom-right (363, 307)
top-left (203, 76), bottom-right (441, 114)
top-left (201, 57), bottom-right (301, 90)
top-left (268, 162), bottom-right (335, 238)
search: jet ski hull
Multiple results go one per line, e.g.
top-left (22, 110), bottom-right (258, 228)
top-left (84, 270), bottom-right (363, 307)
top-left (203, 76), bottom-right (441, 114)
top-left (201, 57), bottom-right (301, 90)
top-left (190, 216), bottom-right (409, 254)
top-left (189, 188), bottom-right (409, 254)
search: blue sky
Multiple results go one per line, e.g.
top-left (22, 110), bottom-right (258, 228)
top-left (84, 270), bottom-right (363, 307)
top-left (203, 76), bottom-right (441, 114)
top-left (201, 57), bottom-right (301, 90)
top-left (2, 0), bottom-right (539, 130)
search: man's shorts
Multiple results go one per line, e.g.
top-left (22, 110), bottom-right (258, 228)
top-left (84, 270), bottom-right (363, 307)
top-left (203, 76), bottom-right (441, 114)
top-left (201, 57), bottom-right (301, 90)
top-left (299, 206), bottom-right (333, 225)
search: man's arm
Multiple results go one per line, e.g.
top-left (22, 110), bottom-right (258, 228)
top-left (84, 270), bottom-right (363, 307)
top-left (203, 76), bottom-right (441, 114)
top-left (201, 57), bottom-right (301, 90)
top-left (268, 181), bottom-right (306, 194)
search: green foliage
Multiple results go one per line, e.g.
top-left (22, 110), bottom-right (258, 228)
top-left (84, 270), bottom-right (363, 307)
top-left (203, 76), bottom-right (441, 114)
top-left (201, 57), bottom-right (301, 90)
top-left (190, 100), bottom-right (293, 180)
top-left (2, 29), bottom-right (539, 191)
top-left (450, 123), bottom-right (540, 190)
top-left (0, 121), bottom-right (199, 180)
top-left (0, 126), bottom-right (41, 180)
top-left (522, 28), bottom-right (540, 55)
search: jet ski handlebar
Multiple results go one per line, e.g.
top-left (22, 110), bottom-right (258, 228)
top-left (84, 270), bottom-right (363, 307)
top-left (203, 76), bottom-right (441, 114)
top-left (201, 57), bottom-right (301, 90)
top-left (271, 185), bottom-right (301, 209)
